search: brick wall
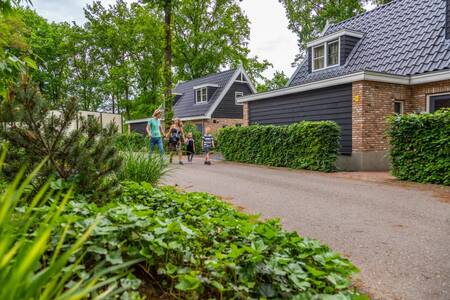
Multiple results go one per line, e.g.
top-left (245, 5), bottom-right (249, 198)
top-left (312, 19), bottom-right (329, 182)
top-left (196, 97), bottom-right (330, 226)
top-left (243, 102), bottom-right (249, 126)
top-left (352, 81), bottom-right (411, 152)
top-left (352, 80), bottom-right (450, 152)
top-left (191, 118), bottom-right (243, 134)
top-left (411, 80), bottom-right (450, 111)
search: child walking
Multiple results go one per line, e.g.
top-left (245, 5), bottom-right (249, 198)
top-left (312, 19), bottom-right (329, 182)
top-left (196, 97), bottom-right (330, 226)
top-left (185, 132), bottom-right (195, 162)
top-left (202, 127), bottom-right (214, 165)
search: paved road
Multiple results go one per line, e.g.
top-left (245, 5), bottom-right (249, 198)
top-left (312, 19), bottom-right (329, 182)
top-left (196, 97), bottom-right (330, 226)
top-left (162, 158), bottom-right (450, 300)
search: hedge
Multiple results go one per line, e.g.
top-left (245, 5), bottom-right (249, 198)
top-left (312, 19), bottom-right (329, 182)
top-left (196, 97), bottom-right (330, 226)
top-left (114, 132), bottom-right (147, 151)
top-left (388, 109), bottom-right (450, 185)
top-left (217, 121), bottom-right (340, 172)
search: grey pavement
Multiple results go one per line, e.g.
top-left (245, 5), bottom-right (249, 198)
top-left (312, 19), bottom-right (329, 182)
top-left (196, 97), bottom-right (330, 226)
top-left (162, 158), bottom-right (450, 300)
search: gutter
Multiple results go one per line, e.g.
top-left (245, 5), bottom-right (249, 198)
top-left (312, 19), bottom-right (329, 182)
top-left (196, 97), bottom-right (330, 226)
top-left (238, 69), bottom-right (450, 103)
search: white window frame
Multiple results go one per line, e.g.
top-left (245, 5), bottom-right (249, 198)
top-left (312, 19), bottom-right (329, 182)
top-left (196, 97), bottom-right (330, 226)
top-left (426, 92), bottom-right (450, 112)
top-left (312, 38), bottom-right (340, 72)
top-left (195, 87), bottom-right (208, 104)
top-left (235, 91), bottom-right (244, 105)
top-left (393, 100), bottom-right (404, 115)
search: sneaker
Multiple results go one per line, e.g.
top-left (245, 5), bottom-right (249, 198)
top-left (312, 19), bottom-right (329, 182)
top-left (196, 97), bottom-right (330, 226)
top-left (206, 161), bottom-right (212, 165)
top-left (204, 161), bottom-right (208, 165)
top-left (179, 161), bottom-right (184, 165)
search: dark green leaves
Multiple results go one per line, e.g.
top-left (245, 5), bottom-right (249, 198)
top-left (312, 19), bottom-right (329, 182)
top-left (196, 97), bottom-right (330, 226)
top-left (388, 110), bottom-right (450, 185)
top-left (218, 121), bottom-right (340, 172)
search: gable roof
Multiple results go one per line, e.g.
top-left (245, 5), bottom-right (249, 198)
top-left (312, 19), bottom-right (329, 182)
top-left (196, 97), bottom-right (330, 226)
top-left (173, 67), bottom-right (255, 120)
top-left (289, 0), bottom-right (450, 87)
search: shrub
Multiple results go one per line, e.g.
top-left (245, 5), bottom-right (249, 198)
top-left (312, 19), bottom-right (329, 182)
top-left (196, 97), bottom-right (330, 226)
top-left (117, 151), bottom-right (168, 185)
top-left (115, 132), bottom-right (147, 152)
top-left (0, 157), bottom-right (137, 299)
top-left (55, 181), bottom-right (363, 299)
top-left (182, 122), bottom-right (202, 154)
top-left (218, 122), bottom-right (340, 172)
top-left (388, 109), bottom-right (450, 185)
top-left (0, 77), bottom-right (122, 202)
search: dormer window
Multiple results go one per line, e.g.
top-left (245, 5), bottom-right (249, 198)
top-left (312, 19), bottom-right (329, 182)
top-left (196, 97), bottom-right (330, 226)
top-left (312, 39), bottom-right (339, 71)
top-left (195, 87), bottom-right (207, 104)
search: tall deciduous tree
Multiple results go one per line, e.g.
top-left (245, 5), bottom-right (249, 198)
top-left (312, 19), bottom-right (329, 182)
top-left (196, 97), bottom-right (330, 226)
top-left (257, 71), bottom-right (289, 92)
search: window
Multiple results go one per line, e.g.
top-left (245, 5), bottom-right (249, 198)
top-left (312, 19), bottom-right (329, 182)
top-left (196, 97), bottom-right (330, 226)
top-left (428, 93), bottom-right (450, 112)
top-left (195, 87), bottom-right (207, 104)
top-left (394, 101), bottom-right (404, 114)
top-left (312, 39), bottom-right (340, 71)
top-left (236, 73), bottom-right (246, 82)
top-left (235, 91), bottom-right (244, 104)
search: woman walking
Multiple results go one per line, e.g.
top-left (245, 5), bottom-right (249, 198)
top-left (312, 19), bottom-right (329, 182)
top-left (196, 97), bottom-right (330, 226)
top-left (166, 119), bottom-right (185, 164)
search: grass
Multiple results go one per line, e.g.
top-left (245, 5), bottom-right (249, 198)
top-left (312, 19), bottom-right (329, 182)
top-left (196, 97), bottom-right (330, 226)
top-left (117, 151), bottom-right (169, 185)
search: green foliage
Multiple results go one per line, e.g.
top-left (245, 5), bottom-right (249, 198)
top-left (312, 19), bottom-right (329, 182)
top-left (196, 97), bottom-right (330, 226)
top-left (0, 156), bottom-right (137, 299)
top-left (53, 181), bottom-right (362, 299)
top-left (0, 77), bottom-right (122, 201)
top-left (114, 132), bottom-right (147, 152)
top-left (218, 122), bottom-right (340, 172)
top-left (182, 122), bottom-right (202, 154)
top-left (117, 151), bottom-right (168, 185)
top-left (257, 70), bottom-right (289, 92)
top-left (388, 110), bottom-right (450, 185)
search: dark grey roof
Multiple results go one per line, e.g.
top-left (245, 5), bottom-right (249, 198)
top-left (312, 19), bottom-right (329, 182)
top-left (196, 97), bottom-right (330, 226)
top-left (289, 0), bottom-right (450, 87)
top-left (173, 69), bottom-right (237, 118)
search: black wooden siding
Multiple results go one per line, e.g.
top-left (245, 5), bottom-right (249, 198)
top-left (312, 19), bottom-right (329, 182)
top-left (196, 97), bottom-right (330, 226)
top-left (340, 35), bottom-right (360, 65)
top-left (212, 82), bottom-right (253, 119)
top-left (248, 84), bottom-right (352, 154)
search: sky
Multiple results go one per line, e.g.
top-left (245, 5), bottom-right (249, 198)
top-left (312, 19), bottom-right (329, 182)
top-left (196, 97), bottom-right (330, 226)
top-left (31, 0), bottom-right (299, 80)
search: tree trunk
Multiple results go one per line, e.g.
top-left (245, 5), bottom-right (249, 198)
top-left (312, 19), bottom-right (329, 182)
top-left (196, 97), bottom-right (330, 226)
top-left (163, 0), bottom-right (173, 126)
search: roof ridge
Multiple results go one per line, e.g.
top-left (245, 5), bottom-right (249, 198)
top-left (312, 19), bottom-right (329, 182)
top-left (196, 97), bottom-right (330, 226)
top-left (176, 68), bottom-right (237, 86)
top-left (327, 0), bottom-right (403, 32)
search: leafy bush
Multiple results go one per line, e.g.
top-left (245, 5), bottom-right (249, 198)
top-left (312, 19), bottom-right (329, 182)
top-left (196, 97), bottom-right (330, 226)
top-left (182, 122), bottom-right (202, 154)
top-left (115, 132), bottom-right (147, 152)
top-left (0, 158), bottom-right (138, 299)
top-left (54, 181), bottom-right (362, 299)
top-left (117, 151), bottom-right (168, 185)
top-left (388, 109), bottom-right (450, 185)
top-left (218, 122), bottom-right (340, 172)
top-left (0, 77), bottom-right (122, 202)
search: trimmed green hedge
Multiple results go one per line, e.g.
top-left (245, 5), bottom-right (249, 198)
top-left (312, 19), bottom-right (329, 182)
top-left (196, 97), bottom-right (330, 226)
top-left (114, 132), bottom-right (147, 151)
top-left (217, 121), bottom-right (340, 172)
top-left (388, 109), bottom-right (450, 185)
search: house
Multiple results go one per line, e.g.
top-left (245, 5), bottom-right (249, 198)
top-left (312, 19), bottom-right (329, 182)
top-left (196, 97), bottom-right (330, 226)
top-left (173, 66), bottom-right (256, 133)
top-left (126, 66), bottom-right (256, 134)
top-left (238, 0), bottom-right (450, 171)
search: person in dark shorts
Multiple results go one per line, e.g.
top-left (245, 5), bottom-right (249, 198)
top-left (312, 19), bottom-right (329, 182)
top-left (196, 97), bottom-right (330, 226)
top-left (202, 127), bottom-right (214, 165)
top-left (166, 119), bottom-right (185, 164)
top-left (185, 132), bottom-right (195, 162)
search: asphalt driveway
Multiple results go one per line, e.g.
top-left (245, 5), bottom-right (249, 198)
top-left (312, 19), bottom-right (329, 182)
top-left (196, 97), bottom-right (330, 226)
top-left (162, 158), bottom-right (450, 300)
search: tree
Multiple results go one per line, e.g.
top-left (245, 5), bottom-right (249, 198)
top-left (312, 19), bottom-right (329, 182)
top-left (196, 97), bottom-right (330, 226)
top-left (257, 71), bottom-right (289, 92)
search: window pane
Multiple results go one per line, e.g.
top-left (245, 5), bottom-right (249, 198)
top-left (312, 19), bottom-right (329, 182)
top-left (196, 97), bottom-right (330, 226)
top-left (196, 90), bottom-right (201, 103)
top-left (313, 45), bottom-right (324, 58)
top-left (327, 41), bottom-right (339, 66)
top-left (201, 88), bottom-right (207, 102)
top-left (394, 101), bottom-right (403, 114)
top-left (313, 45), bottom-right (325, 70)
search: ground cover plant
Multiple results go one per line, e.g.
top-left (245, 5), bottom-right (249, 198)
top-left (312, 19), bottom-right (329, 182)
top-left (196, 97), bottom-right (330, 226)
top-left (42, 181), bottom-right (365, 299)
top-left (388, 109), bottom-right (450, 185)
top-left (0, 157), bottom-right (140, 300)
top-left (218, 122), bottom-right (340, 172)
